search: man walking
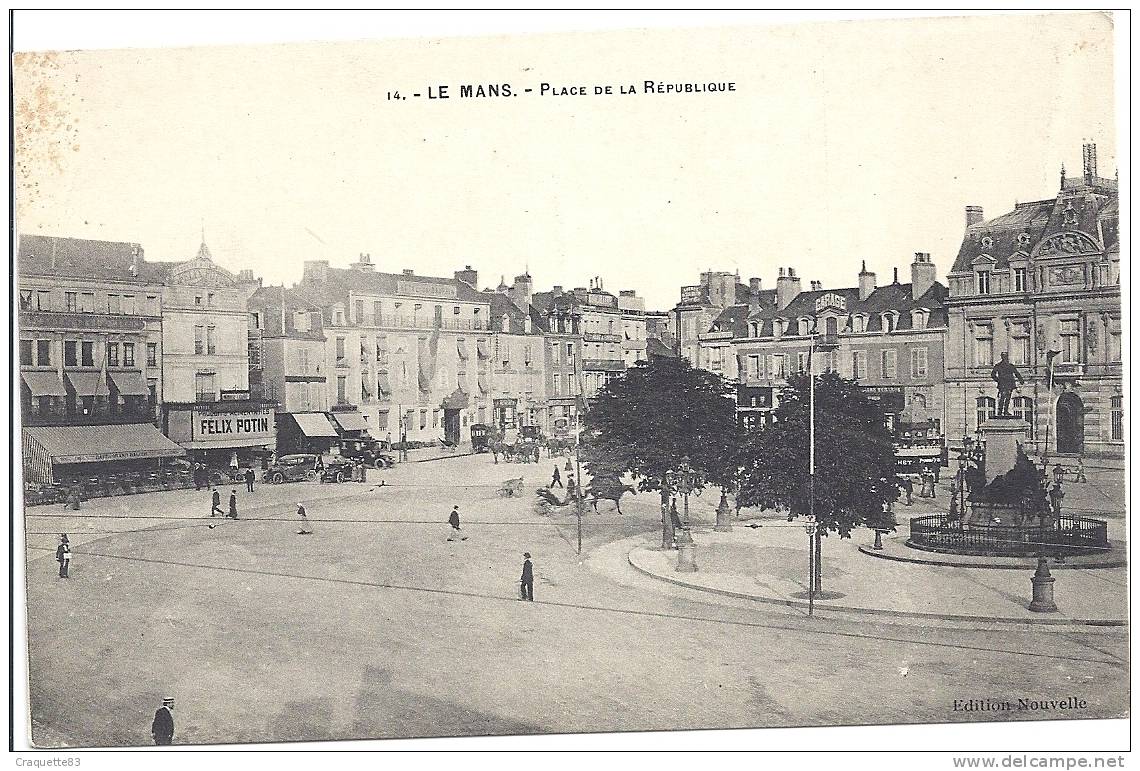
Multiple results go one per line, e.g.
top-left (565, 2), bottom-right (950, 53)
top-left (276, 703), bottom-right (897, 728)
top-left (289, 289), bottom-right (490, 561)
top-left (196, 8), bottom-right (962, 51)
top-left (447, 505), bottom-right (467, 541)
top-left (566, 475), bottom-right (577, 501)
top-left (228, 490), bottom-right (238, 520)
top-left (245, 467), bottom-right (255, 493)
top-left (297, 503), bottom-right (313, 535)
top-left (550, 465), bottom-right (563, 488)
top-left (151, 697), bottom-right (175, 745)
top-left (210, 489), bottom-right (223, 518)
top-left (519, 552), bottom-right (534, 601)
top-left (55, 534), bottom-right (71, 578)
top-left (1049, 480), bottom-right (1065, 518)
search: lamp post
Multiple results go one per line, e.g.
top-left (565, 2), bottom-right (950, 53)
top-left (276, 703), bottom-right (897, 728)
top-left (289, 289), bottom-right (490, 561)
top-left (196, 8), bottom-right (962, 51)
top-left (804, 516), bottom-right (818, 616)
top-left (667, 456), bottom-right (703, 572)
top-left (807, 333), bottom-right (837, 592)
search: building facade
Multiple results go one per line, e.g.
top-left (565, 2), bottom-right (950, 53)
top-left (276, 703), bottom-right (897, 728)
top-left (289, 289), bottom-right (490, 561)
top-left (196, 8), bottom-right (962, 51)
top-left (701, 258), bottom-right (949, 439)
top-left (485, 285), bottom-right (548, 431)
top-left (617, 290), bottom-right (649, 368)
top-left (532, 288), bottom-right (585, 436)
top-left (17, 235), bottom-right (184, 483)
top-left (674, 270), bottom-right (751, 365)
top-left (944, 144), bottom-right (1122, 465)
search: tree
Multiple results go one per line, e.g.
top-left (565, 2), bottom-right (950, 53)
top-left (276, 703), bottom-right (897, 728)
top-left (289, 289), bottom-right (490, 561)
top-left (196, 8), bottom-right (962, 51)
top-left (580, 357), bottom-right (742, 548)
top-left (737, 372), bottom-right (898, 538)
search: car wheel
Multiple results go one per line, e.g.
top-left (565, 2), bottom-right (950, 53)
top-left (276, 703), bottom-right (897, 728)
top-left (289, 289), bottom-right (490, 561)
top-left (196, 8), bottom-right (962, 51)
top-left (271, 472), bottom-right (285, 484)
top-left (305, 469), bottom-right (318, 481)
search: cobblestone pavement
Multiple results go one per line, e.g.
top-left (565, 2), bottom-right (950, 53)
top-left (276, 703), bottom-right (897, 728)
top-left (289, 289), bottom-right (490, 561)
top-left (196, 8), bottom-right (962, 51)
top-left (21, 455), bottom-right (1129, 747)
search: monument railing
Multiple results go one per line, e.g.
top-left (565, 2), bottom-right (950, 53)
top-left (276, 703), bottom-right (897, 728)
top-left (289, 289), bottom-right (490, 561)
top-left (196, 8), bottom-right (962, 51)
top-left (908, 514), bottom-right (1109, 556)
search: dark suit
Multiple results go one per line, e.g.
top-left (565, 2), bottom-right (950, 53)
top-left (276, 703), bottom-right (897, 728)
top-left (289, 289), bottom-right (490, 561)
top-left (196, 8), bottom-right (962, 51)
top-left (211, 491), bottom-right (222, 517)
top-left (151, 706), bottom-right (174, 745)
top-left (520, 558), bottom-right (534, 601)
top-left (245, 469), bottom-right (255, 492)
top-left (228, 494), bottom-right (238, 519)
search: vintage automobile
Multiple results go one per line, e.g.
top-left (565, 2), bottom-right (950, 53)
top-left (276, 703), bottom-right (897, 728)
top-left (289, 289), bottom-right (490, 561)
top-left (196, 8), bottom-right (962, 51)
top-left (338, 438), bottom-right (395, 469)
top-left (520, 425), bottom-right (542, 441)
top-left (265, 454), bottom-right (321, 484)
top-left (319, 456), bottom-right (358, 483)
top-left (470, 423), bottom-right (493, 453)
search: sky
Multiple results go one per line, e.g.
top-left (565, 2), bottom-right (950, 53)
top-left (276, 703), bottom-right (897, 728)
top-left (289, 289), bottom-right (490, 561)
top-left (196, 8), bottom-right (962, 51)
top-left (13, 11), bottom-right (1119, 311)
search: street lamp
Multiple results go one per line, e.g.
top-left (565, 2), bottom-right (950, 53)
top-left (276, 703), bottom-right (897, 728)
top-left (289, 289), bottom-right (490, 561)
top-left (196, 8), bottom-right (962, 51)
top-left (804, 516), bottom-right (818, 616)
top-left (807, 333), bottom-right (837, 592)
top-left (666, 455), bottom-right (703, 572)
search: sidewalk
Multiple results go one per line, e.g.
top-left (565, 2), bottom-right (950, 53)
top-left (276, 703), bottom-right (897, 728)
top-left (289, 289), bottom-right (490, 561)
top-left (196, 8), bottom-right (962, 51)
top-left (626, 522), bottom-right (1127, 626)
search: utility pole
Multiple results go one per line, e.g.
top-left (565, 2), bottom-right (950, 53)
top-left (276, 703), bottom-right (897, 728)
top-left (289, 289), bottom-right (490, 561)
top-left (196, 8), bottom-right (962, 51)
top-left (574, 453), bottom-right (583, 556)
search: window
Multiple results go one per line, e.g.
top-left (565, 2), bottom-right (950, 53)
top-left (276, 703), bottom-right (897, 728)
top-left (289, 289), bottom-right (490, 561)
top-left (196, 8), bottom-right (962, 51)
top-left (298, 349), bottom-right (310, 373)
top-left (710, 347), bottom-right (724, 372)
top-left (250, 312), bottom-right (261, 330)
top-left (206, 326), bottom-right (216, 355)
top-left (552, 373), bottom-right (562, 395)
top-left (146, 296), bottom-right (159, 315)
top-left (798, 319), bottom-right (811, 336)
top-left (852, 350), bottom-right (868, 380)
top-left (374, 301), bottom-right (383, 323)
top-left (82, 342), bottom-right (95, 367)
top-left (294, 311), bottom-right (311, 332)
top-left (911, 310), bottom-right (928, 330)
top-left (18, 290), bottom-right (32, 311)
top-left (337, 375), bottom-right (347, 403)
top-left (420, 409), bottom-right (427, 430)
top-left (80, 292), bottom-right (94, 313)
top-left (773, 320), bottom-right (783, 339)
top-left (195, 372), bottom-right (217, 402)
top-left (1012, 396), bottom-right (1034, 438)
top-left (1059, 320), bottom-right (1080, 363)
top-left (501, 314), bottom-right (510, 333)
top-left (566, 343), bottom-right (575, 363)
top-left (336, 337), bottom-right (346, 361)
top-left (1013, 268), bottom-right (1027, 293)
top-left (433, 409), bottom-right (440, 428)
top-left (20, 340), bottom-right (33, 366)
top-left (194, 295), bottom-right (203, 306)
top-left (910, 347), bottom-right (928, 378)
top-left (881, 349), bottom-right (897, 379)
top-left (148, 381), bottom-right (157, 406)
top-left (1108, 318), bottom-right (1121, 363)
top-left (976, 396), bottom-right (996, 430)
top-left (750, 355), bottom-right (762, 379)
top-left (37, 340), bottom-right (51, 366)
top-left (108, 342), bottom-right (120, 367)
top-left (355, 300), bottom-right (364, 323)
top-left (1010, 322), bottom-right (1031, 366)
top-left (123, 343), bottom-right (135, 367)
top-left (65, 292), bottom-right (78, 312)
top-left (976, 271), bottom-right (991, 295)
top-left (64, 341), bottom-right (78, 367)
top-left (1111, 395), bottom-right (1123, 441)
top-left (524, 345), bottom-right (532, 367)
top-left (37, 290), bottom-right (51, 311)
top-left (797, 352), bottom-right (808, 374)
top-left (881, 313), bottom-right (897, 333)
top-left (122, 295), bottom-right (136, 315)
top-left (207, 293), bottom-right (215, 307)
top-left (974, 323), bottom-right (993, 367)
top-left (768, 354), bottom-right (786, 378)
top-left (377, 339), bottom-right (386, 362)
top-left (194, 325), bottom-right (205, 354)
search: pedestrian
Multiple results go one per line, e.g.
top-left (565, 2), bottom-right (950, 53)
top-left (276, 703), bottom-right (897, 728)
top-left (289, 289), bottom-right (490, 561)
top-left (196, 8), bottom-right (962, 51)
top-left (228, 490), bottom-right (238, 520)
top-left (55, 534), bottom-right (70, 578)
top-left (151, 697), bottom-right (175, 745)
top-left (210, 489), bottom-right (223, 518)
top-left (903, 476), bottom-right (914, 506)
top-left (245, 467), bottom-right (255, 493)
top-left (564, 457), bottom-right (573, 473)
top-left (296, 503), bottom-right (312, 535)
top-left (229, 451), bottom-right (240, 477)
top-left (669, 500), bottom-right (684, 545)
top-left (933, 463), bottom-right (941, 483)
top-left (519, 552), bottom-right (534, 601)
top-left (192, 463), bottom-right (202, 492)
top-left (567, 476), bottom-right (577, 501)
top-left (447, 505), bottom-right (467, 541)
top-left (385, 431), bottom-right (392, 451)
top-left (550, 465), bottom-right (563, 489)
top-left (1049, 480), bottom-right (1065, 518)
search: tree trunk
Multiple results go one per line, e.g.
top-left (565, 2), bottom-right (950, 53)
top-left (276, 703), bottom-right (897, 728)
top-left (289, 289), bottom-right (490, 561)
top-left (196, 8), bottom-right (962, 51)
top-left (661, 486), bottom-right (674, 549)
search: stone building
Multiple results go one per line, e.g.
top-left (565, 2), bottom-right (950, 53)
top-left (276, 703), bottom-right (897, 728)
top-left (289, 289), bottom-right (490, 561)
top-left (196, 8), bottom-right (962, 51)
top-left (484, 278), bottom-right (548, 431)
top-left (617, 289), bottom-right (649, 368)
top-left (701, 258), bottom-right (948, 438)
top-left (673, 270), bottom-right (752, 365)
top-left (531, 287), bottom-right (585, 436)
top-left (944, 143), bottom-right (1122, 466)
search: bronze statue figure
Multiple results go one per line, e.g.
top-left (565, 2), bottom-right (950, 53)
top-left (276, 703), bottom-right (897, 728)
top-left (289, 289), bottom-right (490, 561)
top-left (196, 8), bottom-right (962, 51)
top-left (990, 352), bottom-right (1024, 417)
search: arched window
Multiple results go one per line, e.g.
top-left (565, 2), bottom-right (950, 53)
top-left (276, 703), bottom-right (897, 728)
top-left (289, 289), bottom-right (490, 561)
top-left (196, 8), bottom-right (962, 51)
top-left (976, 396), bottom-right (996, 430)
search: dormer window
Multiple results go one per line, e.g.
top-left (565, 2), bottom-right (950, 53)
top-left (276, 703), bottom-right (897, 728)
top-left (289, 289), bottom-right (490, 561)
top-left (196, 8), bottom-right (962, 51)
top-left (880, 311), bottom-right (899, 333)
top-left (501, 314), bottom-right (510, 333)
top-left (523, 316), bottom-right (532, 334)
top-left (852, 314), bottom-right (866, 334)
top-left (911, 309), bottom-right (928, 330)
top-left (798, 318), bottom-right (812, 336)
top-left (773, 319), bottom-right (784, 339)
top-left (976, 270), bottom-right (991, 295)
top-left (750, 321), bottom-right (761, 338)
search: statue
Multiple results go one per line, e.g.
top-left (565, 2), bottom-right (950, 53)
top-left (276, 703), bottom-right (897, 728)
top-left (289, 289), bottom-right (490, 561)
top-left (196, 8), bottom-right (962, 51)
top-left (990, 352), bottom-right (1024, 417)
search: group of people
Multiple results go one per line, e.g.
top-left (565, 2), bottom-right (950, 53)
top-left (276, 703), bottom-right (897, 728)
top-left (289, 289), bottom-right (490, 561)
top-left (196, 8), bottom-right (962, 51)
top-left (192, 463), bottom-right (258, 493)
top-left (446, 505), bottom-right (535, 601)
top-left (548, 465), bottom-right (578, 500)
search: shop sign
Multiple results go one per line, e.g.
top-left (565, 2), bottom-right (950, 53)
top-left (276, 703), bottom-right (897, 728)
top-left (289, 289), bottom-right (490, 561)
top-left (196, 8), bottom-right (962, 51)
top-left (187, 408), bottom-right (275, 444)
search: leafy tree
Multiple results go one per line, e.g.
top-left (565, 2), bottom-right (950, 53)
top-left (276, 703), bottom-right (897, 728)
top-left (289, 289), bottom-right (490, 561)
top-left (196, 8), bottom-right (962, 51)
top-left (737, 371), bottom-right (898, 538)
top-left (580, 357), bottom-right (742, 547)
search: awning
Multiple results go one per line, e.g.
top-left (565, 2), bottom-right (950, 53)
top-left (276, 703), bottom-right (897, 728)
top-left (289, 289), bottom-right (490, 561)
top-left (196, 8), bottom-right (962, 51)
top-left (457, 341), bottom-right (469, 360)
top-left (108, 370), bottom-right (149, 397)
top-left (377, 410), bottom-right (390, 429)
top-left (23, 424), bottom-right (185, 464)
top-left (377, 373), bottom-right (392, 396)
top-left (21, 371), bottom-right (66, 397)
top-left (476, 340), bottom-right (490, 359)
top-left (477, 374), bottom-right (489, 393)
top-left (361, 376), bottom-right (374, 398)
top-left (332, 410), bottom-right (369, 432)
top-left (290, 412), bottom-right (339, 438)
top-left (65, 371), bottom-right (108, 398)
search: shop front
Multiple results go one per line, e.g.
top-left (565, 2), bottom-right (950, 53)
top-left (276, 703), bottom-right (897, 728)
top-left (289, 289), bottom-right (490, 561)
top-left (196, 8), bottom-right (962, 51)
top-left (736, 385), bottom-right (774, 432)
top-left (165, 402), bottom-right (277, 472)
top-left (861, 386), bottom-right (906, 433)
top-left (494, 398), bottom-right (518, 430)
top-left (278, 411), bottom-right (340, 456)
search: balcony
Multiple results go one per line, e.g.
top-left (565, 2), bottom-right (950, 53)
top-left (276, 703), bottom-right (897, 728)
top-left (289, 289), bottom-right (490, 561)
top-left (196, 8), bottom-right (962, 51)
top-left (22, 404), bottom-right (157, 427)
top-left (582, 359), bottom-right (626, 372)
top-left (583, 332), bottom-right (622, 343)
top-left (357, 314), bottom-right (489, 332)
top-left (20, 310), bottom-right (149, 333)
top-left (1051, 361), bottom-right (1085, 380)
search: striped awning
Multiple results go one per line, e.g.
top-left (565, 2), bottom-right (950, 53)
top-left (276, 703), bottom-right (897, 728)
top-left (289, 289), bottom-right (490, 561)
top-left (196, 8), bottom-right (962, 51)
top-left (108, 370), bottom-right (149, 397)
top-left (290, 412), bottom-right (339, 438)
top-left (23, 423), bottom-right (185, 464)
top-left (457, 341), bottom-right (469, 360)
top-left (65, 371), bottom-right (108, 398)
top-left (476, 340), bottom-right (490, 359)
top-left (477, 374), bottom-right (489, 393)
top-left (21, 370), bottom-right (66, 397)
top-left (377, 373), bottom-right (392, 396)
top-left (331, 410), bottom-right (369, 433)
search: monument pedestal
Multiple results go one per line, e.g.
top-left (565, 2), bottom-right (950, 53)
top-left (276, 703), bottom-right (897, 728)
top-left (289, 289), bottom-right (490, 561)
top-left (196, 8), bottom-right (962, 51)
top-left (980, 417), bottom-right (1030, 482)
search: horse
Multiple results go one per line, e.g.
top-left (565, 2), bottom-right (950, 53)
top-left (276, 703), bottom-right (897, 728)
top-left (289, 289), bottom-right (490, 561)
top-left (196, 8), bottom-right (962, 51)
top-left (585, 479), bottom-right (637, 514)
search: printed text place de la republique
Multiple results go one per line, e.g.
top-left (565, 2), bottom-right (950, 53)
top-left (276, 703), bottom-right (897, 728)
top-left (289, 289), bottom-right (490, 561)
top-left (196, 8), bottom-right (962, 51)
top-left (391, 81), bottom-right (737, 100)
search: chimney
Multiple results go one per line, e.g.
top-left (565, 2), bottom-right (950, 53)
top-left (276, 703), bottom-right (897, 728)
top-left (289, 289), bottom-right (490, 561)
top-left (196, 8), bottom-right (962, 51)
top-left (510, 272), bottom-right (534, 309)
top-left (1082, 142), bottom-right (1097, 183)
top-left (911, 252), bottom-right (937, 300)
top-left (302, 260), bottom-right (329, 284)
top-left (403, 269), bottom-right (415, 276)
top-left (454, 265), bottom-right (478, 289)
top-left (893, 267), bottom-right (899, 284)
top-left (776, 266), bottom-right (801, 310)
top-left (748, 278), bottom-right (761, 313)
top-left (965, 205), bottom-right (984, 228)
top-left (858, 260), bottom-right (876, 300)
top-left (552, 285), bottom-right (563, 297)
top-left (352, 252), bottom-right (376, 272)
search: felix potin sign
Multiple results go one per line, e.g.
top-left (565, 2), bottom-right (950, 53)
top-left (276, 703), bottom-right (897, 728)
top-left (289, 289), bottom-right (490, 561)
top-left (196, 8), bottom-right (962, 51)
top-left (192, 409), bottom-right (274, 443)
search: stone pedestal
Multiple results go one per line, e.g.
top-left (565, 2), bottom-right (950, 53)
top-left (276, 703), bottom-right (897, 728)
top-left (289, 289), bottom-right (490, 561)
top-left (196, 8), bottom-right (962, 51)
top-left (714, 492), bottom-right (733, 532)
top-left (1029, 557), bottom-right (1059, 613)
top-left (675, 528), bottom-right (698, 572)
top-left (980, 417), bottom-right (1030, 484)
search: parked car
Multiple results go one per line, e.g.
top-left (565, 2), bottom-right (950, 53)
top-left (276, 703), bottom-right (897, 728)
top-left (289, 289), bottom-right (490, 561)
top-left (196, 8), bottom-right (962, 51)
top-left (265, 454), bottom-right (320, 484)
top-left (339, 438), bottom-right (395, 469)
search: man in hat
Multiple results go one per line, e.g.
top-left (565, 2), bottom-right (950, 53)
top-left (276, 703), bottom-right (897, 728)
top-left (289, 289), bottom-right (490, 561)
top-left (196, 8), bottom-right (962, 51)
top-left (297, 503), bottom-right (312, 535)
top-left (520, 552), bottom-right (534, 601)
top-left (447, 505), bottom-right (467, 541)
top-left (228, 490), bottom-right (238, 520)
top-left (210, 488), bottom-right (223, 518)
top-left (550, 465), bottom-right (563, 489)
top-left (151, 697), bottom-right (175, 745)
top-left (55, 534), bottom-right (71, 578)
top-left (245, 467), bottom-right (256, 493)
top-left (991, 351), bottom-right (1024, 417)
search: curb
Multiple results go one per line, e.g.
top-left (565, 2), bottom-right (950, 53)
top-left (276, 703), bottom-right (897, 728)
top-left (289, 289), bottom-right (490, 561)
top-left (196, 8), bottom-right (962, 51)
top-left (627, 549), bottom-right (1127, 628)
top-left (405, 451), bottom-right (476, 464)
top-left (857, 544), bottom-right (1128, 570)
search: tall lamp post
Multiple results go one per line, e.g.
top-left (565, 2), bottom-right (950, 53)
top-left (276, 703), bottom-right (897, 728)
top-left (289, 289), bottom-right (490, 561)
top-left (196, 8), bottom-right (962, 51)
top-left (667, 456), bottom-right (703, 572)
top-left (807, 332), bottom-right (837, 592)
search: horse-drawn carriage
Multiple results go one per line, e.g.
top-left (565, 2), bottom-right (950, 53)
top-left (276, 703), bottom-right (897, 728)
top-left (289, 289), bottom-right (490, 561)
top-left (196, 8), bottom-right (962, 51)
top-left (470, 424), bottom-right (493, 453)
